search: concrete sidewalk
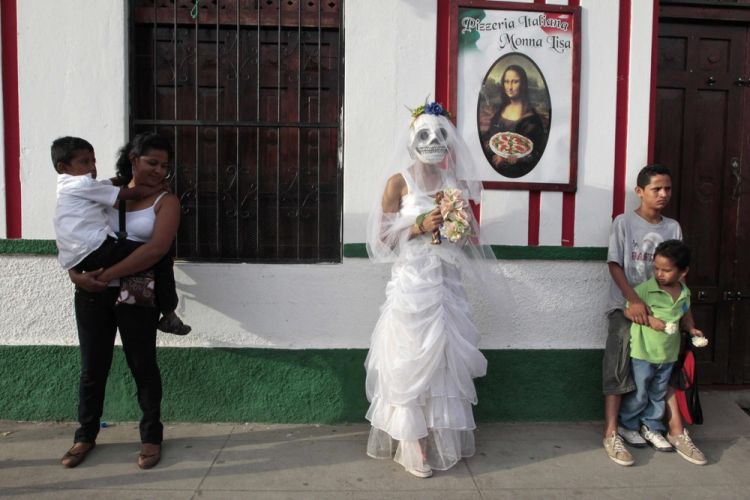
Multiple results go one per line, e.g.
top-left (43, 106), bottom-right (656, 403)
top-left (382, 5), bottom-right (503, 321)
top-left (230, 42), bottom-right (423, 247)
top-left (1, 392), bottom-right (749, 499)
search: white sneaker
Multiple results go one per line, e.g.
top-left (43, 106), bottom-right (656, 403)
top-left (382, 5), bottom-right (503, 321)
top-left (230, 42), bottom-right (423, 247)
top-left (668, 429), bottom-right (707, 465)
top-left (405, 463), bottom-right (433, 478)
top-left (618, 425), bottom-right (647, 448)
top-left (603, 432), bottom-right (634, 466)
top-left (640, 425), bottom-right (673, 452)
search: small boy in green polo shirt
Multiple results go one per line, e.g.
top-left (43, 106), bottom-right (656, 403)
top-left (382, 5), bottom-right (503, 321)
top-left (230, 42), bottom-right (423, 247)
top-left (618, 240), bottom-right (705, 453)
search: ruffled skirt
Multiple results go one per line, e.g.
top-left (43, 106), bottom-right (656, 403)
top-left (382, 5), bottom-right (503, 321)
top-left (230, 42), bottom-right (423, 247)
top-left (365, 253), bottom-right (487, 471)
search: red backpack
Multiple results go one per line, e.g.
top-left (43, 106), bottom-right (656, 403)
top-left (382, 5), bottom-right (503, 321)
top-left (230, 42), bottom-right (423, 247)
top-left (673, 349), bottom-right (703, 425)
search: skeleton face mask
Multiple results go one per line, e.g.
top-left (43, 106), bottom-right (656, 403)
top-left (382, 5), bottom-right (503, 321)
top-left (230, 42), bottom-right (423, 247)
top-left (409, 114), bottom-right (450, 164)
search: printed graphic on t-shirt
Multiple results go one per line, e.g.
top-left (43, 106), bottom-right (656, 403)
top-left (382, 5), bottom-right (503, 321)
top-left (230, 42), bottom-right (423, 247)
top-left (629, 232), bottom-right (664, 284)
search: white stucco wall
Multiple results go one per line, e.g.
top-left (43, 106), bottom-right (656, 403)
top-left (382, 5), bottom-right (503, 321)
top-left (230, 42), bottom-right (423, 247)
top-left (12, 0), bottom-right (632, 248)
top-left (342, 0), bottom-right (623, 247)
top-left (2, 1), bottom-right (650, 352)
top-left (342, 0), bottom-right (437, 244)
top-left (1, 255), bottom-right (609, 349)
top-left (624, 0), bottom-right (656, 212)
top-left (17, 1), bottom-right (128, 239)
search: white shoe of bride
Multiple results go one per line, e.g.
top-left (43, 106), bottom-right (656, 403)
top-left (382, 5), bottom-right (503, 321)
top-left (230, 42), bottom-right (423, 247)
top-left (405, 463), bottom-right (433, 478)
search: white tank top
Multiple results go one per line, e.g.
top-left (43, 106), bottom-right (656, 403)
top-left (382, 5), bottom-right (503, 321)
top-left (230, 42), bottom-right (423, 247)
top-left (108, 192), bottom-right (168, 243)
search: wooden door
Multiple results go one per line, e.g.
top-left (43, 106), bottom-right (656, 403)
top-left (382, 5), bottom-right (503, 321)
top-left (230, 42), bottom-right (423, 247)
top-left (654, 19), bottom-right (750, 383)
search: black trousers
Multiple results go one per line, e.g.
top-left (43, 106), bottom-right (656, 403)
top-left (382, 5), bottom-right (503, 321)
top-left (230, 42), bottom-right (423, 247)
top-left (76, 237), bottom-right (178, 315)
top-left (73, 287), bottom-right (163, 444)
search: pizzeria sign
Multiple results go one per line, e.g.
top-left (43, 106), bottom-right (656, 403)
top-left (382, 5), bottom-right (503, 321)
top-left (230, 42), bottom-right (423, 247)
top-left (447, 1), bottom-right (581, 191)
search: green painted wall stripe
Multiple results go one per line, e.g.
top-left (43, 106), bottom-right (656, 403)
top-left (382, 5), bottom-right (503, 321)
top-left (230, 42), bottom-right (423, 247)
top-left (344, 243), bottom-right (606, 261)
top-left (0, 239), bottom-right (57, 254)
top-left (0, 239), bottom-right (606, 261)
top-left (0, 346), bottom-right (603, 423)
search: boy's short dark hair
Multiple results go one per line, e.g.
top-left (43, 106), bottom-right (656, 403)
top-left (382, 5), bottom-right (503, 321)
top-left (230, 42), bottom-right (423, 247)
top-left (51, 136), bottom-right (93, 172)
top-left (636, 164), bottom-right (672, 188)
top-left (655, 239), bottom-right (690, 270)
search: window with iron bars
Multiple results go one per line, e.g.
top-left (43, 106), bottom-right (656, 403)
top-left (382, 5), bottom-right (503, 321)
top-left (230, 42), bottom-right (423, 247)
top-left (130, 0), bottom-right (343, 262)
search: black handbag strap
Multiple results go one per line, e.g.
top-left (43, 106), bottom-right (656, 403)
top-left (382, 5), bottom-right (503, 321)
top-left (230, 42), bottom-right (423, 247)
top-left (115, 200), bottom-right (128, 241)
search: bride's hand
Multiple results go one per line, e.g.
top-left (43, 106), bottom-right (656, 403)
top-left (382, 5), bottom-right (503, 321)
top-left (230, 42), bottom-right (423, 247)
top-left (421, 208), bottom-right (443, 231)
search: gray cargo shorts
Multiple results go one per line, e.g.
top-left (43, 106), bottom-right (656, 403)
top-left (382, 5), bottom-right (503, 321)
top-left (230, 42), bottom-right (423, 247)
top-left (602, 309), bottom-right (636, 395)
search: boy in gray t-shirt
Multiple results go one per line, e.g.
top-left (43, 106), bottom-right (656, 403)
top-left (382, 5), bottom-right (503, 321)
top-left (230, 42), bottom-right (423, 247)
top-left (602, 164), bottom-right (706, 467)
top-left (605, 209), bottom-right (681, 315)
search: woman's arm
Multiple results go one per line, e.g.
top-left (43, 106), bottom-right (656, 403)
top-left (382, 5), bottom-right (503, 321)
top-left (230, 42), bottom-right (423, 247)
top-left (381, 174), bottom-right (404, 214)
top-left (381, 174), bottom-right (441, 240)
top-left (98, 194), bottom-right (180, 282)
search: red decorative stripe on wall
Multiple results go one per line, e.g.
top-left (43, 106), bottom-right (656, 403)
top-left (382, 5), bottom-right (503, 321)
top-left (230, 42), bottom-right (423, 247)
top-left (612, 0), bottom-right (631, 218)
top-left (561, 192), bottom-right (575, 246)
top-left (561, 0), bottom-right (579, 246)
top-left (2, 0), bottom-right (21, 238)
top-left (528, 191), bottom-right (541, 246)
top-left (435, 0), bottom-right (450, 110)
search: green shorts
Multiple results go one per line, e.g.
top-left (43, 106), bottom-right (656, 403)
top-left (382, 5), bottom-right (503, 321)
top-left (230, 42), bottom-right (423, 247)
top-left (602, 309), bottom-right (636, 395)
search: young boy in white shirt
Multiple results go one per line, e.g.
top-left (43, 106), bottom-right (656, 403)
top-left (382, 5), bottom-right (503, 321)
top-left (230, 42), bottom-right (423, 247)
top-left (53, 136), bottom-right (190, 335)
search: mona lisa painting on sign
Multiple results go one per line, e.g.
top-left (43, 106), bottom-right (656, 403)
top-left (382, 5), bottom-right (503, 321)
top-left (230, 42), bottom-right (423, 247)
top-left (477, 53), bottom-right (551, 179)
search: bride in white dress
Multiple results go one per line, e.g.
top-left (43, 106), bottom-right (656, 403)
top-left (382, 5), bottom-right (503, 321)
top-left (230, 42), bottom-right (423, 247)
top-left (365, 102), bottom-right (502, 478)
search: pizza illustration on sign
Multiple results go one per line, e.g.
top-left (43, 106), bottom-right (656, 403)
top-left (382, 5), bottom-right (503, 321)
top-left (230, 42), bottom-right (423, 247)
top-left (489, 132), bottom-right (534, 159)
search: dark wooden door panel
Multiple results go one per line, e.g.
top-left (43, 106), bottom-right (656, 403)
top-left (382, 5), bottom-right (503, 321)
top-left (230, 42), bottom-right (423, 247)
top-left (655, 21), bottom-right (747, 383)
top-left (738, 27), bottom-right (750, 382)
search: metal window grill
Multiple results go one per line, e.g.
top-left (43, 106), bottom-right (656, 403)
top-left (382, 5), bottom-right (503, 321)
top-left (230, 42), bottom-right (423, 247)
top-left (130, 0), bottom-right (343, 262)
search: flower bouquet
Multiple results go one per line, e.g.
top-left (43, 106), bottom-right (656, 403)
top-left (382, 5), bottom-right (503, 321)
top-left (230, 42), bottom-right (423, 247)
top-left (417, 188), bottom-right (473, 245)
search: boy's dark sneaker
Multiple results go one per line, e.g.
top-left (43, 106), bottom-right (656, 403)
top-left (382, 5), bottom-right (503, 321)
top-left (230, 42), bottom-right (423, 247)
top-left (158, 316), bottom-right (191, 336)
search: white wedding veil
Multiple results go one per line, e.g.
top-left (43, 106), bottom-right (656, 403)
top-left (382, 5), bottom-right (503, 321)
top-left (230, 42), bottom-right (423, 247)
top-left (365, 102), bottom-right (514, 318)
top-left (365, 105), bottom-right (485, 261)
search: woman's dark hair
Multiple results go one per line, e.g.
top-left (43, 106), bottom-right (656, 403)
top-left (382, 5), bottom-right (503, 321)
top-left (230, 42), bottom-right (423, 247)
top-left (655, 239), bottom-right (691, 270)
top-left (499, 64), bottom-right (530, 112)
top-left (115, 132), bottom-right (174, 182)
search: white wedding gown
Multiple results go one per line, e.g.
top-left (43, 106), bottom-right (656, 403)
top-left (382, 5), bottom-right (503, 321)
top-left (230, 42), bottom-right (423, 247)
top-left (365, 171), bottom-right (488, 471)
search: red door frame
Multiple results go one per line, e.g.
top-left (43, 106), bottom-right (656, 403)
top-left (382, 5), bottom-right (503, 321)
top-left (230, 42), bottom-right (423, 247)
top-left (2, 0), bottom-right (21, 238)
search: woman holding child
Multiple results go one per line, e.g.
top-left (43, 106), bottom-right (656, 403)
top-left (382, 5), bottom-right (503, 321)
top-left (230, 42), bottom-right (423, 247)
top-left (60, 133), bottom-right (180, 470)
top-left (364, 102), bottom-right (509, 478)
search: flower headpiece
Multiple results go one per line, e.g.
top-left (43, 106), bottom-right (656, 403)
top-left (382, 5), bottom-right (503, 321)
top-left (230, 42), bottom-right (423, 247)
top-left (408, 100), bottom-right (452, 119)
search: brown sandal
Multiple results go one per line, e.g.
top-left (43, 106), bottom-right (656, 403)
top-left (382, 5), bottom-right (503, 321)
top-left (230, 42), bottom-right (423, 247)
top-left (61, 441), bottom-right (95, 468)
top-left (138, 443), bottom-right (161, 469)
